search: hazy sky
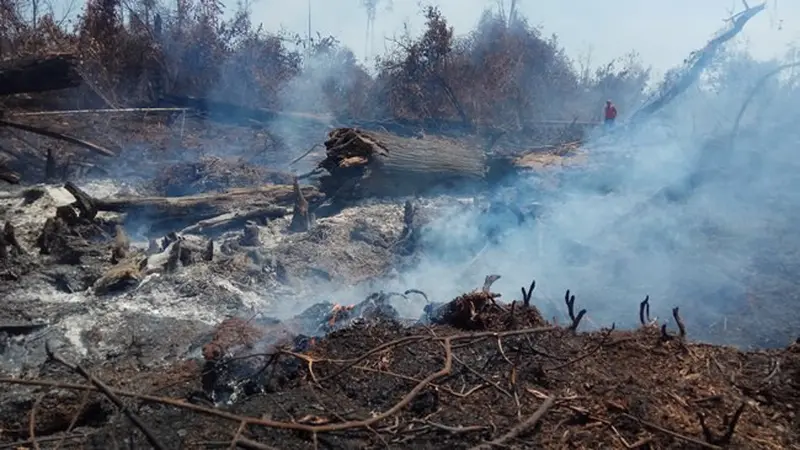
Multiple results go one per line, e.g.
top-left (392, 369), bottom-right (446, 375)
top-left (243, 0), bottom-right (797, 75)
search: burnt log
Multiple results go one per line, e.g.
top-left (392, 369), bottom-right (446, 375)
top-left (63, 183), bottom-right (325, 236)
top-left (318, 128), bottom-right (487, 199)
top-left (0, 54), bottom-right (82, 96)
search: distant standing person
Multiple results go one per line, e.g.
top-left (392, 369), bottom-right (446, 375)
top-left (604, 100), bottom-right (617, 129)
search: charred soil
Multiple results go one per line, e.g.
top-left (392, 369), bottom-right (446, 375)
top-left (1, 305), bottom-right (798, 450)
top-left (1, 111), bottom-right (799, 450)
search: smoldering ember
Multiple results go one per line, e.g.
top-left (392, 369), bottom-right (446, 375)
top-left (1, 2), bottom-right (799, 449)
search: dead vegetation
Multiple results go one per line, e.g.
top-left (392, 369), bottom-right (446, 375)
top-left (0, 1), bottom-right (798, 449)
top-left (0, 0), bottom-right (646, 124)
top-left (0, 280), bottom-right (798, 449)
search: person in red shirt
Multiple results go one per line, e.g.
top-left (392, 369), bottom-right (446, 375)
top-left (604, 100), bottom-right (618, 128)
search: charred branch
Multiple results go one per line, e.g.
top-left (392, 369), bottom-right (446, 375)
top-left (64, 181), bottom-right (98, 220)
top-left (672, 307), bottom-right (687, 338)
top-left (698, 402), bottom-right (747, 446)
top-left (0, 119), bottom-right (115, 157)
top-left (404, 289), bottom-right (429, 303)
top-left (203, 240), bottom-right (214, 262)
top-left (521, 280), bottom-right (536, 308)
top-left (639, 295), bottom-right (651, 326)
top-left (401, 199), bottom-right (416, 239)
top-left (3, 222), bottom-right (24, 255)
top-left (660, 324), bottom-right (674, 342)
top-left (0, 229), bottom-right (7, 261)
top-left (288, 177), bottom-right (312, 232)
top-left (631, 3), bottom-right (765, 121)
top-left (61, 182), bottom-right (320, 237)
top-left (45, 148), bottom-right (57, 181)
top-left (564, 290), bottom-right (586, 331)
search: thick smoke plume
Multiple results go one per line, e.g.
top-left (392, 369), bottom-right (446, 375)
top-left (380, 43), bottom-right (800, 348)
top-left (2, 0), bottom-right (797, 348)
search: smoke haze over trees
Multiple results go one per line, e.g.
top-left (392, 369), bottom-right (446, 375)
top-left (0, 0), bottom-right (651, 124)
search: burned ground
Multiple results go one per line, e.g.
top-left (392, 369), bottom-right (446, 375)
top-left (0, 110), bottom-right (799, 450)
top-left (1, 306), bottom-right (798, 450)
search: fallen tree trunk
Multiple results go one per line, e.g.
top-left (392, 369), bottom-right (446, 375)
top-left (0, 54), bottom-right (82, 96)
top-left (64, 183), bottom-right (325, 236)
top-left (631, 3), bottom-right (765, 122)
top-left (318, 128), bottom-right (487, 199)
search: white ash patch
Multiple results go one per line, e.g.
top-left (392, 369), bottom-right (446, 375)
top-left (0, 179), bottom-right (137, 246)
top-left (0, 181), bottom-right (489, 371)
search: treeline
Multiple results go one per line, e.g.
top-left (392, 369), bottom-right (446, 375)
top-left (0, 0), bottom-right (650, 126)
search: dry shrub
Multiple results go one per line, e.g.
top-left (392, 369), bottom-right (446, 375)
top-left (0, 1), bottom-right (649, 129)
top-left (374, 6), bottom-right (650, 126)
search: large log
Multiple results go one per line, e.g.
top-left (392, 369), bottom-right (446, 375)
top-left (0, 54), bottom-right (82, 96)
top-left (317, 128), bottom-right (488, 199)
top-left (63, 182), bottom-right (325, 236)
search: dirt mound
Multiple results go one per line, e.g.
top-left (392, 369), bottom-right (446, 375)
top-left (1, 289), bottom-right (797, 450)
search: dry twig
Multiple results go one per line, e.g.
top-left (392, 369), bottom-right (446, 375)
top-left (28, 392), bottom-right (45, 450)
top-left (53, 390), bottom-right (92, 450)
top-left (2, 327), bottom-right (554, 439)
top-left (546, 323), bottom-right (616, 371)
top-left (44, 341), bottom-right (168, 450)
top-left (468, 395), bottom-right (556, 449)
top-left (622, 413), bottom-right (721, 449)
top-left (0, 433), bottom-right (89, 449)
